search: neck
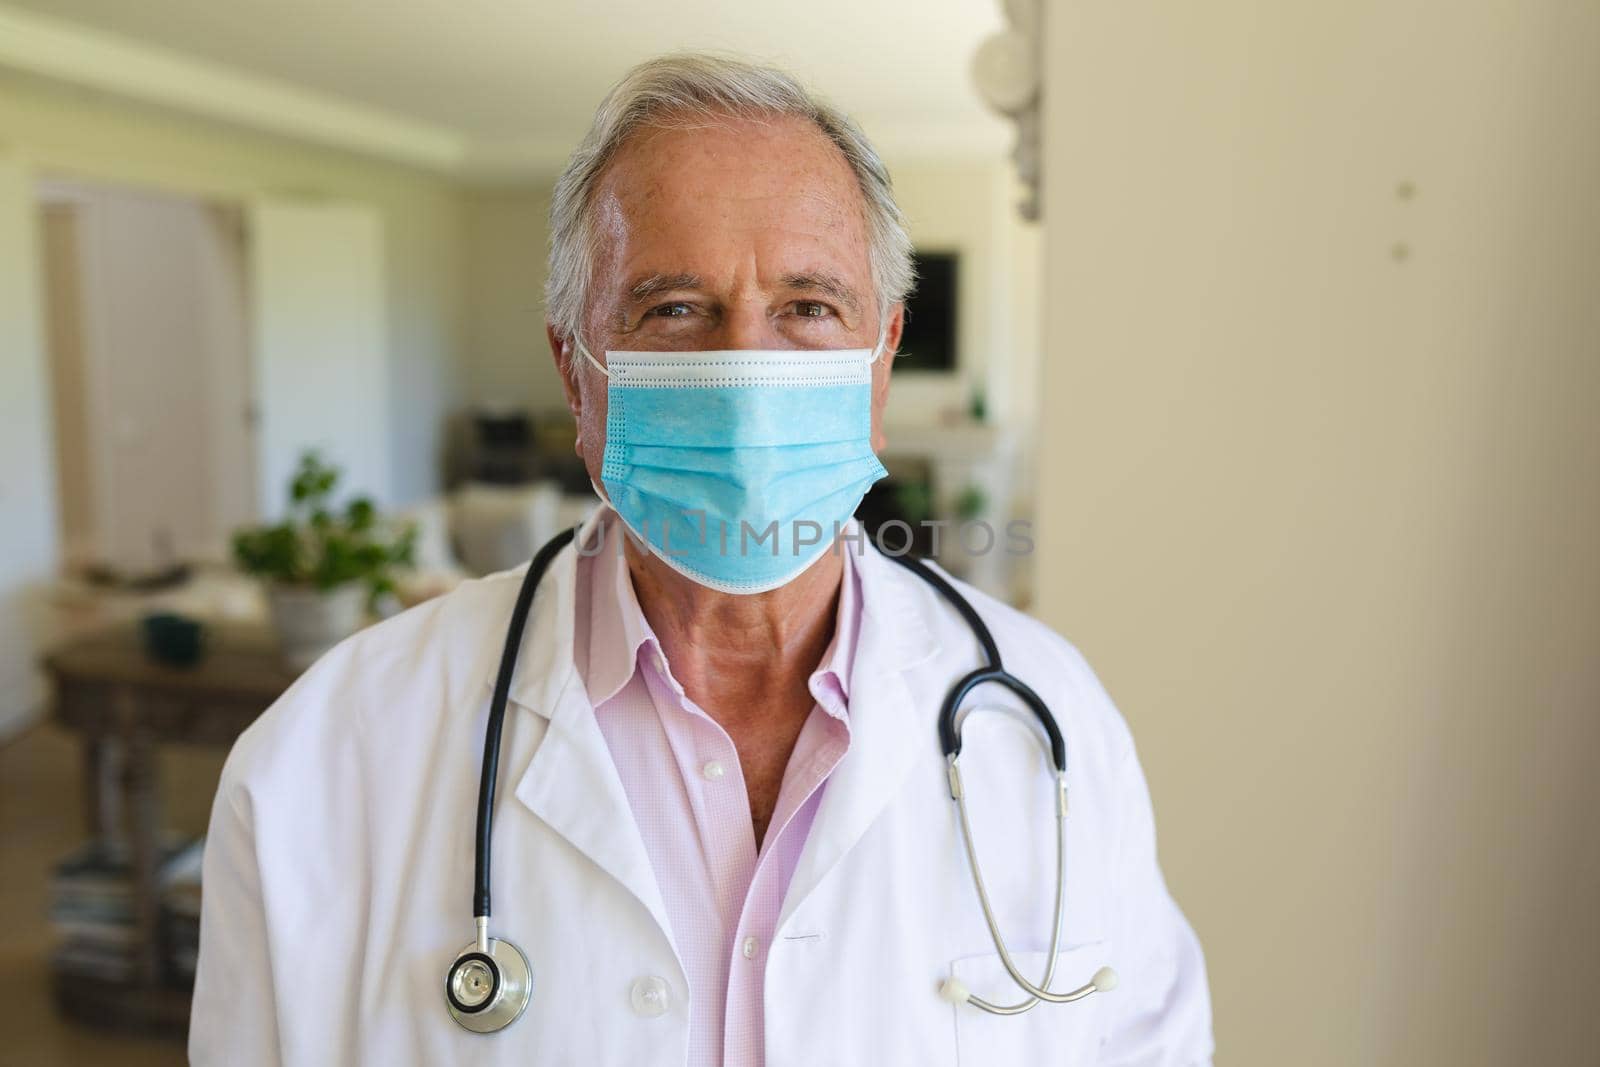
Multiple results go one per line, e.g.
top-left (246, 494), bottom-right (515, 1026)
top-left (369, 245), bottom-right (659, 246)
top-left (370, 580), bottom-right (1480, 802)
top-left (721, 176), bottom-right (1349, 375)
top-left (624, 536), bottom-right (842, 732)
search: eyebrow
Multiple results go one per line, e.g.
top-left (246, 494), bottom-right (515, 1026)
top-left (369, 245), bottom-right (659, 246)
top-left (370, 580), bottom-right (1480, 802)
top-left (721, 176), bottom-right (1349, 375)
top-left (781, 271), bottom-right (863, 315)
top-left (620, 269), bottom-right (865, 315)
top-left (626, 272), bottom-right (701, 304)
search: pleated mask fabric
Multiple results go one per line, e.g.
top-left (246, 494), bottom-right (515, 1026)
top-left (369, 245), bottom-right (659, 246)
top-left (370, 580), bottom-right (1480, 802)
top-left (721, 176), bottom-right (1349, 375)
top-left (581, 345), bottom-right (887, 594)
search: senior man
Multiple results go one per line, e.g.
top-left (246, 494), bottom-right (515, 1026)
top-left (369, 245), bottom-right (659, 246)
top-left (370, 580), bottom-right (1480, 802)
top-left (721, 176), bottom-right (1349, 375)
top-left (190, 54), bottom-right (1212, 1066)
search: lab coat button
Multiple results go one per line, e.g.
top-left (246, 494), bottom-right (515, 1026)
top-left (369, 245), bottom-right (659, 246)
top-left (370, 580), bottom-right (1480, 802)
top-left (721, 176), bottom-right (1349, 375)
top-left (742, 936), bottom-right (758, 959)
top-left (630, 975), bottom-right (671, 1017)
top-left (701, 760), bottom-right (725, 781)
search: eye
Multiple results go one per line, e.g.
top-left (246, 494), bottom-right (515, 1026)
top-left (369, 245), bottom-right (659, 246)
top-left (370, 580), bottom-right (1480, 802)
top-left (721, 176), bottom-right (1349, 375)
top-left (792, 301), bottom-right (834, 319)
top-left (648, 302), bottom-right (694, 318)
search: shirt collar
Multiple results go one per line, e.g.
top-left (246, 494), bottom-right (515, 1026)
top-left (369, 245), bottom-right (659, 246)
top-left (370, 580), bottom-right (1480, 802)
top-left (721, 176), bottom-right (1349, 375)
top-left (576, 508), bottom-right (654, 707)
top-left (808, 535), bottom-right (860, 719)
top-left (576, 507), bottom-right (864, 717)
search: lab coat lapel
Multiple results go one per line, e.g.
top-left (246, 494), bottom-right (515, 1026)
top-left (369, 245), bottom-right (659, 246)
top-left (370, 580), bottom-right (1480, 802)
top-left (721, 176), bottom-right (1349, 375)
top-left (494, 512), bottom-right (677, 951)
top-left (511, 677), bottom-right (676, 946)
top-left (779, 543), bottom-right (941, 928)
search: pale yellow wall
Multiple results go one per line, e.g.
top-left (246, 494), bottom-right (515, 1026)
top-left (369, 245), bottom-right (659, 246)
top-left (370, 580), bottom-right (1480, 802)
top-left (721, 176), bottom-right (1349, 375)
top-left (0, 69), bottom-right (465, 504)
top-left (1037, 2), bottom-right (1599, 1064)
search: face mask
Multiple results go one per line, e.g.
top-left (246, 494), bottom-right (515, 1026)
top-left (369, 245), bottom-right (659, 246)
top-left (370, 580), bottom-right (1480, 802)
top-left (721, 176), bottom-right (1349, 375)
top-left (576, 334), bottom-right (888, 595)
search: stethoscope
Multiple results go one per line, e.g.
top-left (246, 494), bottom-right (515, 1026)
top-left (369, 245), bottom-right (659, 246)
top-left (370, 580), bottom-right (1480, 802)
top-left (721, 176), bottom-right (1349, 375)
top-left (444, 528), bottom-right (1117, 1032)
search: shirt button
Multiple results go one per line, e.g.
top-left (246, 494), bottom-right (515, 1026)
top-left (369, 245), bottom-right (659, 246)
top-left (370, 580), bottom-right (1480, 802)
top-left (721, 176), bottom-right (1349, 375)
top-left (629, 975), bottom-right (671, 1017)
top-left (742, 936), bottom-right (759, 960)
top-left (701, 760), bottom-right (725, 781)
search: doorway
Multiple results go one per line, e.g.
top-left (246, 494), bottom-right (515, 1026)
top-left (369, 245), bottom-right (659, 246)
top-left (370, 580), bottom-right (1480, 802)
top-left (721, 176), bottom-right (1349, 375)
top-left (36, 180), bottom-right (256, 578)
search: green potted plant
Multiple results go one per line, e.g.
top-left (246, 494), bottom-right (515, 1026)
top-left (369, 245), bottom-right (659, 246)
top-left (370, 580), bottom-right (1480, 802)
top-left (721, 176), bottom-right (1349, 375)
top-left (233, 452), bottom-right (417, 669)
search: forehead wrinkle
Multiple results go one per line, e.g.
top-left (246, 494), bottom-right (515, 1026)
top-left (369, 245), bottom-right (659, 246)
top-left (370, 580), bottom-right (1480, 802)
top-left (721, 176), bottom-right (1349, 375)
top-left (594, 117), bottom-right (876, 318)
top-left (615, 128), bottom-right (857, 220)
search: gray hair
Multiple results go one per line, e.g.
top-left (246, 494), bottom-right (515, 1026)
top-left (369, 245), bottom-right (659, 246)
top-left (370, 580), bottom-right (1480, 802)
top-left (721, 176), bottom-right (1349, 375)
top-left (545, 52), bottom-right (915, 346)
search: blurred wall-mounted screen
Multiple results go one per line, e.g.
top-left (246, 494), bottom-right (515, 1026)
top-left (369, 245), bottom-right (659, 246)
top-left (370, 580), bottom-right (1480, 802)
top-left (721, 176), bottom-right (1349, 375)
top-left (898, 250), bottom-right (958, 373)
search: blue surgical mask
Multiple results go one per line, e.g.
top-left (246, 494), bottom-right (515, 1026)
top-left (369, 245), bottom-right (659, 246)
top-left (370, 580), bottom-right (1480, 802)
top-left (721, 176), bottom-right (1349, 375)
top-left (576, 334), bottom-right (888, 595)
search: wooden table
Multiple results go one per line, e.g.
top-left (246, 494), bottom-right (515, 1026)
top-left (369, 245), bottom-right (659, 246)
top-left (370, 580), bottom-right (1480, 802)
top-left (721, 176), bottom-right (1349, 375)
top-left (42, 621), bottom-right (300, 1035)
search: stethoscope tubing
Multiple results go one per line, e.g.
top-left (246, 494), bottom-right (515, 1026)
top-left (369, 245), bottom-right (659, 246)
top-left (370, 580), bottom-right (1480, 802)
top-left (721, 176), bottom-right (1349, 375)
top-left (949, 768), bottom-right (1069, 1013)
top-left (883, 552), bottom-right (1067, 774)
top-left (886, 550), bottom-right (1105, 1013)
top-left (474, 526), bottom-right (576, 925)
top-left (455, 529), bottom-right (1108, 1031)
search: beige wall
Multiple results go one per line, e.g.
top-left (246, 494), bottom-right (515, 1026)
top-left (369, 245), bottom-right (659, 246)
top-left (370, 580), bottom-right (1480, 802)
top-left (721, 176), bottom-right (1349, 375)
top-left (0, 69), bottom-right (465, 505)
top-left (1037, 2), bottom-right (1599, 1064)
top-left (461, 183), bottom-right (564, 412)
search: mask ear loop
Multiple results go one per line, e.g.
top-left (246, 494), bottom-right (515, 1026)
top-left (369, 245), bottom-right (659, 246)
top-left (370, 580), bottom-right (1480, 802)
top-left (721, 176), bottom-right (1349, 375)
top-left (868, 316), bottom-right (888, 365)
top-left (572, 336), bottom-right (611, 380)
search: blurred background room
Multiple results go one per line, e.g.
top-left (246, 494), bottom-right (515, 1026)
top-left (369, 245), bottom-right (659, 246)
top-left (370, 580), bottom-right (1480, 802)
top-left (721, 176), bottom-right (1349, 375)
top-left (0, 1), bottom-right (1595, 1064)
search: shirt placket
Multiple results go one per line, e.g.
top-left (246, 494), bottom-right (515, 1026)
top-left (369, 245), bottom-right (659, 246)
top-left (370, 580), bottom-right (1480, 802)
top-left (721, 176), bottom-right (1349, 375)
top-left (721, 705), bottom-right (849, 1066)
top-left (637, 642), bottom-right (759, 1061)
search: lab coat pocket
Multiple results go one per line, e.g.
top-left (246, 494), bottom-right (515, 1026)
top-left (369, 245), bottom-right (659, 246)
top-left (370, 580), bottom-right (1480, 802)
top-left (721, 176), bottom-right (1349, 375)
top-left (949, 942), bottom-right (1110, 1066)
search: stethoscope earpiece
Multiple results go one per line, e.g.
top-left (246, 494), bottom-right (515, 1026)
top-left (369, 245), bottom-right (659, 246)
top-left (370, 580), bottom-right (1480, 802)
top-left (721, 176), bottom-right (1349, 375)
top-left (888, 551), bottom-right (1115, 1018)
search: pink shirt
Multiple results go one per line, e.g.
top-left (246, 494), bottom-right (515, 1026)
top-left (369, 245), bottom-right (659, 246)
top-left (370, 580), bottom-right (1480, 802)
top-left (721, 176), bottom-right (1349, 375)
top-left (572, 508), bottom-right (858, 1067)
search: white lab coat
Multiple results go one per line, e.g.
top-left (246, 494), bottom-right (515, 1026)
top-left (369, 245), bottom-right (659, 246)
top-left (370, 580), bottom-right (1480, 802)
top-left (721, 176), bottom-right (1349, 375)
top-left (190, 515), bottom-right (1213, 1066)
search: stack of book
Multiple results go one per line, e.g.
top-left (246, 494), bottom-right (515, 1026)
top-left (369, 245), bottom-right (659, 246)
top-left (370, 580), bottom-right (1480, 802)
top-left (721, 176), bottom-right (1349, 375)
top-left (163, 840), bottom-right (204, 985)
top-left (50, 836), bottom-right (204, 985)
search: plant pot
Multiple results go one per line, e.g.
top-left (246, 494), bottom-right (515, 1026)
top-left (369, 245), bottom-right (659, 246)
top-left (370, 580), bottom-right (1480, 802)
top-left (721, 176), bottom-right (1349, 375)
top-left (266, 582), bottom-right (368, 670)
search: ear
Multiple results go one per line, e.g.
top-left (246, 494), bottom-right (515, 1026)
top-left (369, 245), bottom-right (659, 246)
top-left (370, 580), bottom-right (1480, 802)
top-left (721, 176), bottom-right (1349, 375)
top-left (882, 301), bottom-right (906, 356)
top-left (548, 321), bottom-right (584, 429)
top-left (870, 303), bottom-right (904, 453)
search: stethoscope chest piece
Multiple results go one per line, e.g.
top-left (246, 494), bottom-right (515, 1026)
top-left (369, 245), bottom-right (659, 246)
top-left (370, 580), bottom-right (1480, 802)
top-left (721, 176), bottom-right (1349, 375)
top-left (445, 937), bottom-right (533, 1034)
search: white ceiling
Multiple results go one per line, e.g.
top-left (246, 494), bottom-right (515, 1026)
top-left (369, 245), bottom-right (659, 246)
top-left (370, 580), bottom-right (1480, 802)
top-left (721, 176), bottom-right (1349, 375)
top-left (2, 0), bottom-right (1012, 174)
